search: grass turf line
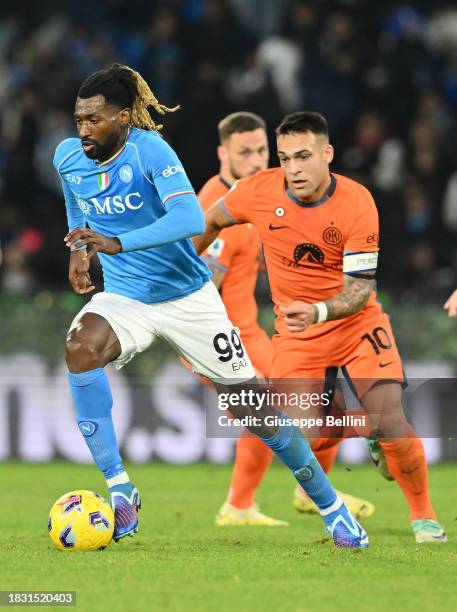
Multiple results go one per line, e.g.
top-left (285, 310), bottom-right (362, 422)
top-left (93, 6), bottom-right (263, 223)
top-left (1, 462), bottom-right (456, 612)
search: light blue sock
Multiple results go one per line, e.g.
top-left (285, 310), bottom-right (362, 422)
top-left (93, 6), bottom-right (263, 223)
top-left (260, 423), bottom-right (337, 511)
top-left (68, 368), bottom-right (125, 480)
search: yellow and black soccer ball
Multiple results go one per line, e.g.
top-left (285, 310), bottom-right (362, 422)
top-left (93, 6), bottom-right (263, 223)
top-left (48, 490), bottom-right (114, 551)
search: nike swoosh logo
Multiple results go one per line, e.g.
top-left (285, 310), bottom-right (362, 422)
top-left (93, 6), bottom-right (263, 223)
top-left (269, 224), bottom-right (287, 231)
top-left (379, 362), bottom-right (394, 368)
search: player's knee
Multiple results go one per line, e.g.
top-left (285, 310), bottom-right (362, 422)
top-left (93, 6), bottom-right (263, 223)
top-left (65, 329), bottom-right (104, 372)
top-left (376, 409), bottom-right (409, 438)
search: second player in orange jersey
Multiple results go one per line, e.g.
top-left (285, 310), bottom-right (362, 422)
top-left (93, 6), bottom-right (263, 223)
top-left (196, 112), bottom-right (280, 525)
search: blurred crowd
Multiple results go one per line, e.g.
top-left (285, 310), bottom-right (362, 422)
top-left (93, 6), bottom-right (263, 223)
top-left (0, 0), bottom-right (456, 301)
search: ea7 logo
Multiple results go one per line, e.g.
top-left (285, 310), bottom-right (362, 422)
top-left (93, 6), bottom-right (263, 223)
top-left (65, 173), bottom-right (82, 184)
top-left (89, 192), bottom-right (144, 215)
top-left (162, 165), bottom-right (184, 178)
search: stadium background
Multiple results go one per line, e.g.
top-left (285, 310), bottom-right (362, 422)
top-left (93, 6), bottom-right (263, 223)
top-left (1, 0), bottom-right (457, 464)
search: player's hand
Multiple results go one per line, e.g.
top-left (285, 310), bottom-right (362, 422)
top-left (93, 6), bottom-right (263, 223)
top-left (444, 289), bottom-right (457, 317)
top-left (65, 228), bottom-right (122, 259)
top-left (279, 301), bottom-right (317, 332)
top-left (68, 250), bottom-right (95, 295)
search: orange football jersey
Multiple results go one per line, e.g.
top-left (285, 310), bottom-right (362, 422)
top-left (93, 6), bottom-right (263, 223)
top-left (222, 169), bottom-right (381, 338)
top-left (198, 175), bottom-right (263, 339)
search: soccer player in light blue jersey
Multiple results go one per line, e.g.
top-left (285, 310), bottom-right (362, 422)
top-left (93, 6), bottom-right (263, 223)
top-left (54, 64), bottom-right (368, 547)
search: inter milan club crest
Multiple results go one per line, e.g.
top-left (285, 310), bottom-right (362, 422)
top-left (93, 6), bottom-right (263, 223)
top-left (97, 172), bottom-right (110, 191)
top-left (323, 225), bottom-right (342, 245)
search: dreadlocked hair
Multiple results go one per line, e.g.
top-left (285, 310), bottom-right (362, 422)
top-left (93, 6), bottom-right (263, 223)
top-left (78, 63), bottom-right (180, 131)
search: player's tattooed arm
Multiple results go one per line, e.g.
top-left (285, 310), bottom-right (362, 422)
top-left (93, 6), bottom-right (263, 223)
top-left (324, 274), bottom-right (374, 321)
top-left (280, 274), bottom-right (374, 333)
top-left (193, 198), bottom-right (235, 255)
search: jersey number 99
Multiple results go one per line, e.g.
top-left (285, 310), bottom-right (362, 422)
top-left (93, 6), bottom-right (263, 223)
top-left (213, 330), bottom-right (245, 362)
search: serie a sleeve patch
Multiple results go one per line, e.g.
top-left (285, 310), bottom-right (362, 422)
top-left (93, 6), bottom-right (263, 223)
top-left (343, 251), bottom-right (378, 273)
top-left (206, 238), bottom-right (226, 259)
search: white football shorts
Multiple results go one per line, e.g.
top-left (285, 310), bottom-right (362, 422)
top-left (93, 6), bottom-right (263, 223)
top-left (70, 281), bottom-right (255, 384)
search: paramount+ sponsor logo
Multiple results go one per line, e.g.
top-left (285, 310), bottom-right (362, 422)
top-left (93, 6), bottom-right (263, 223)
top-left (282, 242), bottom-right (340, 272)
top-left (294, 243), bottom-right (325, 264)
top-left (78, 192), bottom-right (144, 215)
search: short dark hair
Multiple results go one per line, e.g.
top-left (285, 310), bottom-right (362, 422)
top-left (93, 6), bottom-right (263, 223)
top-left (275, 111), bottom-right (328, 138)
top-left (218, 112), bottom-right (266, 143)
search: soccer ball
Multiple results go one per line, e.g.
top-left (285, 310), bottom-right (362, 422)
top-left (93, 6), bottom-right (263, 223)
top-left (48, 490), bottom-right (114, 551)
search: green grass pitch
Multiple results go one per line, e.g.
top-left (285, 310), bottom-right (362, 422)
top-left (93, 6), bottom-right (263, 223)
top-left (1, 462), bottom-right (457, 611)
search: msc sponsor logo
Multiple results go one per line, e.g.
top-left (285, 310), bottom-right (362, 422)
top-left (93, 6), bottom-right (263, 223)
top-left (77, 192), bottom-right (144, 215)
top-left (65, 173), bottom-right (82, 184)
top-left (162, 165), bottom-right (184, 178)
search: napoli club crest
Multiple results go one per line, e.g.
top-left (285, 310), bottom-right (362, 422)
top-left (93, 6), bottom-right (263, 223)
top-left (119, 164), bottom-right (133, 184)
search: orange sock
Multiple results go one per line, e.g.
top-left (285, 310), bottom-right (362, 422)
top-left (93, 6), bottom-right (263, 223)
top-left (311, 437), bottom-right (341, 473)
top-left (380, 430), bottom-right (436, 521)
top-left (227, 434), bottom-right (273, 509)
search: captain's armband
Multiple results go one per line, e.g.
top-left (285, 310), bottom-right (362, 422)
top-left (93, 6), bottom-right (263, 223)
top-left (343, 251), bottom-right (378, 278)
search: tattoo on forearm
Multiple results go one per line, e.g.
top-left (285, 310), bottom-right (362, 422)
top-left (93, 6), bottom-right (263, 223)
top-left (325, 276), bottom-right (374, 321)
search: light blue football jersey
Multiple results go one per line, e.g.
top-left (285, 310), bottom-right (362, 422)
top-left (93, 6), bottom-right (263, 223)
top-left (53, 128), bottom-right (210, 303)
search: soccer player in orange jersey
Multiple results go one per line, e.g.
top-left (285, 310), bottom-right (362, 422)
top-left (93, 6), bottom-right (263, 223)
top-left (195, 111), bottom-right (446, 543)
top-left (197, 112), bottom-right (280, 525)
top-left (200, 112), bottom-right (373, 526)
